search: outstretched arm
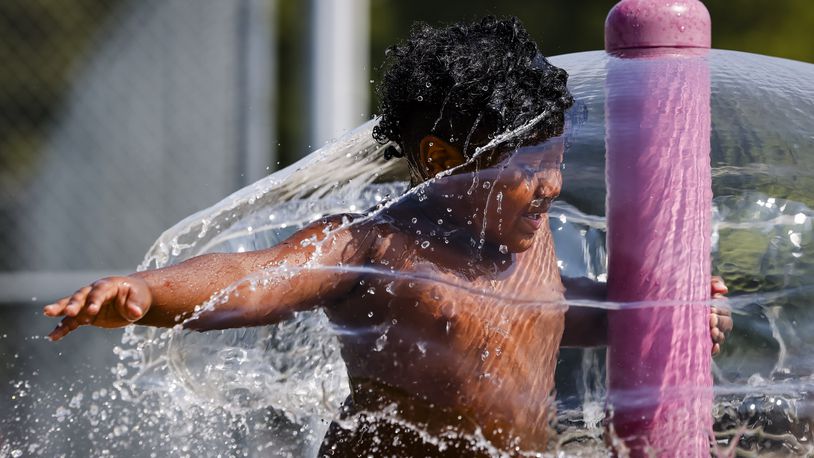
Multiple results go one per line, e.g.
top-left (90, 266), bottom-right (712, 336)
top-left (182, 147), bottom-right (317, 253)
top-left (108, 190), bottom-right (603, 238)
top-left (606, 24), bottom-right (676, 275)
top-left (44, 215), bottom-right (373, 340)
top-left (559, 276), bottom-right (732, 352)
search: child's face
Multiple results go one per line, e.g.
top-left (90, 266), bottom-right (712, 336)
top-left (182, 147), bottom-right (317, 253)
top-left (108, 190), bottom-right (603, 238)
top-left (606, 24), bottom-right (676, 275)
top-left (432, 134), bottom-right (564, 253)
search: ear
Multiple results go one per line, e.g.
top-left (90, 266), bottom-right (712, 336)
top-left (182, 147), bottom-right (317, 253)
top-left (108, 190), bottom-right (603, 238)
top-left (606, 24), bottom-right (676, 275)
top-left (418, 135), bottom-right (465, 178)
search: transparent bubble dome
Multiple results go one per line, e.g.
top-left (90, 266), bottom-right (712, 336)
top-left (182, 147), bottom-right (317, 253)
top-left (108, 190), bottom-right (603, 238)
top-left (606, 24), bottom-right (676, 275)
top-left (129, 49), bottom-right (814, 456)
top-left (551, 49), bottom-right (814, 454)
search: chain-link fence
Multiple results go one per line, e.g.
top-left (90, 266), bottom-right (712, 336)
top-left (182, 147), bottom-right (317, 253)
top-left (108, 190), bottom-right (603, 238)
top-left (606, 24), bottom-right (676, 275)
top-left (0, 0), bottom-right (274, 283)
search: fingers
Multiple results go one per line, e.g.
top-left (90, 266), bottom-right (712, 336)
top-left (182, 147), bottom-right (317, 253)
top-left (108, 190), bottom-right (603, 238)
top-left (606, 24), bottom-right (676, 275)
top-left (66, 286), bottom-right (92, 317)
top-left (718, 313), bottom-right (734, 335)
top-left (43, 286), bottom-right (91, 317)
top-left (85, 280), bottom-right (117, 316)
top-left (43, 297), bottom-right (70, 317)
top-left (710, 314), bottom-right (725, 356)
top-left (711, 304), bottom-right (732, 317)
top-left (711, 276), bottom-right (728, 296)
top-left (710, 305), bottom-right (733, 356)
top-left (113, 281), bottom-right (146, 322)
top-left (48, 302), bottom-right (106, 340)
top-left (44, 279), bottom-right (127, 340)
top-left (48, 316), bottom-right (80, 341)
top-left (711, 306), bottom-right (733, 333)
top-left (126, 301), bottom-right (145, 321)
top-left (44, 280), bottom-right (118, 318)
top-left (709, 275), bottom-right (732, 354)
top-left (711, 326), bottom-right (723, 344)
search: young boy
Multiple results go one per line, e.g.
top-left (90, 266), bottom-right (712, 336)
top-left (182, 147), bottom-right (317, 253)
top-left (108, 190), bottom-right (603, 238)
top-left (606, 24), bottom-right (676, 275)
top-left (44, 17), bottom-right (731, 456)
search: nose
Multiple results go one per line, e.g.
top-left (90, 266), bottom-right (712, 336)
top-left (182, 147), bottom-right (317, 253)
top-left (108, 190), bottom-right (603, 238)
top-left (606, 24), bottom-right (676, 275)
top-left (535, 169), bottom-right (562, 199)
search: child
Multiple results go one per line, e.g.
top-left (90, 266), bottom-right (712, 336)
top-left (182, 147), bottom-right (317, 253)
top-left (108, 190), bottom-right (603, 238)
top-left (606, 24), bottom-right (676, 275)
top-left (44, 17), bottom-right (731, 456)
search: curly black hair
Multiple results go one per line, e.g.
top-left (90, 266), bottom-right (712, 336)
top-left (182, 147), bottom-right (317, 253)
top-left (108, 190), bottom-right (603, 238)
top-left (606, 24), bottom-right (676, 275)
top-left (373, 16), bottom-right (574, 162)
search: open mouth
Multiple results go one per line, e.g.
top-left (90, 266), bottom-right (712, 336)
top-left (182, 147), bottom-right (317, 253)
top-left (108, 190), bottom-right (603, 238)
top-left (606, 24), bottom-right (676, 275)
top-left (519, 198), bottom-right (552, 231)
top-left (521, 208), bottom-right (546, 231)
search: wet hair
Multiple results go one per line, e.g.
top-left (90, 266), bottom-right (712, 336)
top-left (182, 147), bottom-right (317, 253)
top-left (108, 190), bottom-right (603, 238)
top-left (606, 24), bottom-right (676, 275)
top-left (373, 16), bottom-right (574, 163)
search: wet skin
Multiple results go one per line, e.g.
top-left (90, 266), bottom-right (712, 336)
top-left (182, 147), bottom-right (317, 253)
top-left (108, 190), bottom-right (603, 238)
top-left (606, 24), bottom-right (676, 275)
top-left (43, 136), bottom-right (732, 456)
top-left (321, 145), bottom-right (570, 452)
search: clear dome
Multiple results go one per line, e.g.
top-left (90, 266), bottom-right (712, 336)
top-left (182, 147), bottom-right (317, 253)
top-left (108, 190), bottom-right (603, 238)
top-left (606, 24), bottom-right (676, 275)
top-left (115, 49), bottom-right (814, 455)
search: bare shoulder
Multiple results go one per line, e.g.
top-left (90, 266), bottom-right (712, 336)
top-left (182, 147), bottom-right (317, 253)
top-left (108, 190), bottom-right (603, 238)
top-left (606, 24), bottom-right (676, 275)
top-left (300, 212), bottom-right (381, 264)
top-left (293, 209), bottom-right (421, 269)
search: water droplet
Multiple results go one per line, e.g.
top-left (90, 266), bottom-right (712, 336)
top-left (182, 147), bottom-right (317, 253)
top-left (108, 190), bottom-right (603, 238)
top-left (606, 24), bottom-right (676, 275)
top-left (417, 95), bottom-right (424, 101)
top-left (411, 217), bottom-right (418, 224)
top-left (498, 245), bottom-right (508, 254)
top-left (482, 182), bottom-right (491, 189)
top-left (425, 82), bottom-right (432, 88)
top-left (374, 333), bottom-right (387, 351)
top-left (54, 406), bottom-right (71, 422)
top-left (421, 241), bottom-right (430, 249)
top-left (367, 287), bottom-right (376, 295)
top-left (69, 393), bottom-right (83, 409)
top-left (481, 349), bottom-right (489, 360)
top-left (367, 311), bottom-right (374, 318)
top-left (446, 208), bottom-right (452, 213)
top-left (437, 219), bottom-right (444, 225)
top-left (417, 341), bottom-right (427, 355)
top-left (385, 282), bottom-right (396, 295)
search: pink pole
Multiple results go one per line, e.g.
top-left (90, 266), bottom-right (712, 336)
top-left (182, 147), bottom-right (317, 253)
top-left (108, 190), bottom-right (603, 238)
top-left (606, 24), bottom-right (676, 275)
top-left (604, 1), bottom-right (712, 455)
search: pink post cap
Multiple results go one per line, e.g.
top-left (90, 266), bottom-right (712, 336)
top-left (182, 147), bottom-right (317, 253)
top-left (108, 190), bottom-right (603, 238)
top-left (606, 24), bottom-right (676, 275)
top-left (605, 0), bottom-right (711, 52)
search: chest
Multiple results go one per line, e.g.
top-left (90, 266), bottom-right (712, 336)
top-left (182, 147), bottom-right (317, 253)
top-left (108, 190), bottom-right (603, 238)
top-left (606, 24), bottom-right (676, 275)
top-left (330, 228), bottom-right (565, 348)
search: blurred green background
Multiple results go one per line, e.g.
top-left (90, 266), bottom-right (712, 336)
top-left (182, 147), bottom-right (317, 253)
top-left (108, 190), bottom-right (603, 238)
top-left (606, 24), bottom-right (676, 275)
top-left (2, 0), bottom-right (813, 181)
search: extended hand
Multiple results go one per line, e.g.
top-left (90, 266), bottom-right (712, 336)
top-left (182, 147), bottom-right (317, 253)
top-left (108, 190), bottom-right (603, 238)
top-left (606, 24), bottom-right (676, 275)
top-left (710, 276), bottom-right (732, 356)
top-left (43, 276), bottom-right (152, 341)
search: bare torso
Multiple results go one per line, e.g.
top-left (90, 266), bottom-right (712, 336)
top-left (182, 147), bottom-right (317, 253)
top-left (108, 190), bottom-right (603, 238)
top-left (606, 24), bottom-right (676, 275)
top-left (323, 205), bottom-right (566, 453)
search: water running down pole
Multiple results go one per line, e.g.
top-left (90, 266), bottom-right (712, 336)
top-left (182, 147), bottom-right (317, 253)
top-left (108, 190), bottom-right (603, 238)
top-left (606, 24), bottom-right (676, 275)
top-left (604, 1), bottom-right (712, 455)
